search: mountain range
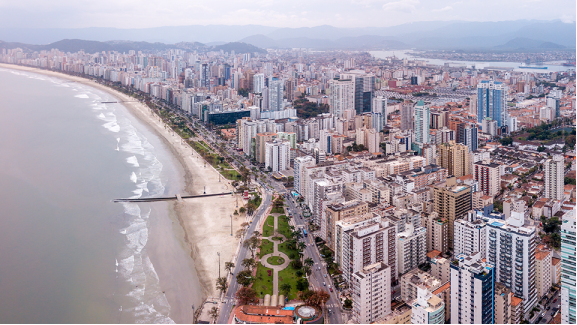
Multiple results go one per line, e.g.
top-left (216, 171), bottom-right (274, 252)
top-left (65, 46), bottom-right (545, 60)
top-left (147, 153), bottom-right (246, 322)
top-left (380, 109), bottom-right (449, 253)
top-left (0, 20), bottom-right (574, 53)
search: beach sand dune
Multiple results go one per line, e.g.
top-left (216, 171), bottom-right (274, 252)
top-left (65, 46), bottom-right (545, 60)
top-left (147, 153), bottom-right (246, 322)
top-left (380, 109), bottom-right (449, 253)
top-left (0, 64), bottom-right (243, 323)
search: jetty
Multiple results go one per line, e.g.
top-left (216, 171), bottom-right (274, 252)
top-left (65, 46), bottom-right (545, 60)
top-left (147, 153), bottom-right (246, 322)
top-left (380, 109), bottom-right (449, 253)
top-left (113, 192), bottom-right (233, 203)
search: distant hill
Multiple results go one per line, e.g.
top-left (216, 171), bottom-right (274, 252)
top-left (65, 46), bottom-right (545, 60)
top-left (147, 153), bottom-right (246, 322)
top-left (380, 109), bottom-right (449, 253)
top-left (494, 37), bottom-right (566, 50)
top-left (0, 20), bottom-right (574, 50)
top-left (0, 39), bottom-right (266, 54)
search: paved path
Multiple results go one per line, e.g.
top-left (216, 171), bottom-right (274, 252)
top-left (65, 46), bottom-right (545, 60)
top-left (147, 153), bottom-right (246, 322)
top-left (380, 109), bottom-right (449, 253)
top-left (259, 213), bottom-right (290, 296)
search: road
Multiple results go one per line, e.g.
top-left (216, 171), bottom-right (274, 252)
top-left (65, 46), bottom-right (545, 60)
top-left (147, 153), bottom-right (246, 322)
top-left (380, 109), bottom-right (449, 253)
top-left (532, 290), bottom-right (561, 324)
top-left (216, 190), bottom-right (272, 324)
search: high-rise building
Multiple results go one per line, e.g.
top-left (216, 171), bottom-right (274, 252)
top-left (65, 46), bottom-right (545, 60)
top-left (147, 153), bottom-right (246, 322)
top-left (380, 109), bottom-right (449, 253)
top-left (200, 63), bottom-right (210, 88)
top-left (411, 288), bottom-right (445, 324)
top-left (400, 101), bottom-right (414, 131)
top-left (474, 160), bottom-right (501, 197)
top-left (477, 80), bottom-right (508, 127)
top-left (253, 73), bottom-right (265, 93)
top-left (438, 141), bottom-right (471, 177)
top-left (424, 212), bottom-right (449, 254)
top-left (463, 125), bottom-right (478, 152)
top-left (255, 132), bottom-right (277, 164)
top-left (494, 283), bottom-right (515, 324)
top-left (329, 79), bottom-right (355, 117)
top-left (372, 95), bottom-right (388, 128)
top-left (414, 100), bottom-right (430, 145)
top-left (352, 262), bottom-right (392, 324)
top-left (486, 215), bottom-right (537, 313)
top-left (432, 177), bottom-right (472, 249)
top-left (535, 245), bottom-right (552, 300)
top-left (293, 156), bottom-right (315, 196)
top-left (561, 210), bottom-right (576, 324)
top-left (264, 139), bottom-right (290, 172)
top-left (544, 154), bottom-right (564, 201)
top-left (268, 78), bottom-right (284, 111)
top-left (400, 268), bottom-right (443, 303)
top-left (450, 252), bottom-right (495, 324)
top-left (454, 214), bottom-right (487, 259)
top-left (325, 200), bottom-right (369, 251)
top-left (339, 216), bottom-right (397, 285)
top-left (397, 223), bottom-right (427, 275)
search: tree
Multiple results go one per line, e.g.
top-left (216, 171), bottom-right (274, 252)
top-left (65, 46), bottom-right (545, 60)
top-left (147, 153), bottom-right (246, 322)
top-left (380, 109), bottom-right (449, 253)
top-left (303, 266), bottom-right (312, 277)
top-left (291, 259), bottom-right (303, 269)
top-left (566, 134), bottom-right (576, 148)
top-left (236, 287), bottom-right (259, 305)
top-left (296, 278), bottom-right (309, 291)
top-left (242, 257), bottom-right (256, 271)
top-left (499, 137), bottom-right (513, 146)
top-left (304, 257), bottom-right (314, 267)
top-left (537, 145), bottom-right (546, 152)
top-left (565, 176), bottom-right (576, 185)
top-left (243, 235), bottom-right (261, 259)
top-left (216, 277), bottom-right (228, 295)
top-left (209, 306), bottom-right (219, 323)
top-left (239, 207), bottom-right (246, 214)
top-left (305, 289), bottom-right (330, 307)
top-left (280, 283), bottom-right (292, 297)
top-left (224, 262), bottom-right (235, 273)
top-left (234, 209), bottom-right (239, 216)
top-left (236, 270), bottom-right (254, 287)
top-left (344, 298), bottom-right (353, 309)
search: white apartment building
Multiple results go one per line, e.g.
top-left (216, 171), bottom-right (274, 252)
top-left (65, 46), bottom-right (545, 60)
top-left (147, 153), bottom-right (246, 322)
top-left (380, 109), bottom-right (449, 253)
top-left (293, 156), bottom-right (316, 196)
top-left (561, 210), bottom-right (576, 324)
top-left (454, 215), bottom-right (487, 259)
top-left (535, 246), bottom-right (552, 300)
top-left (486, 216), bottom-right (537, 313)
top-left (329, 79), bottom-right (355, 118)
top-left (450, 252), bottom-right (495, 324)
top-left (397, 223), bottom-right (427, 275)
top-left (544, 154), bottom-right (564, 201)
top-left (264, 139), bottom-right (290, 172)
top-left (352, 262), bottom-right (392, 324)
top-left (340, 217), bottom-right (397, 285)
top-left (411, 287), bottom-right (445, 324)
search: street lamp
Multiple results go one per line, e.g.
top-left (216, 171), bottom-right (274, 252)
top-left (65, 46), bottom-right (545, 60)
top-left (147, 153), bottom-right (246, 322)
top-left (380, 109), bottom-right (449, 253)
top-left (217, 252), bottom-right (221, 279)
top-left (230, 214), bottom-right (233, 236)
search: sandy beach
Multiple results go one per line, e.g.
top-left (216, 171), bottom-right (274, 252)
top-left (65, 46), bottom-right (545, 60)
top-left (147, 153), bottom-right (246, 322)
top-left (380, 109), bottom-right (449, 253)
top-left (0, 64), bottom-right (243, 323)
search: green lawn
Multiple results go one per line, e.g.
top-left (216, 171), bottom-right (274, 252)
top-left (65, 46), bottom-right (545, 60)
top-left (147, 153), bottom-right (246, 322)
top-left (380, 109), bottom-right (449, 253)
top-left (262, 215), bottom-right (275, 237)
top-left (278, 266), bottom-right (301, 300)
top-left (258, 239), bottom-right (274, 258)
top-left (277, 215), bottom-right (291, 238)
top-left (278, 242), bottom-right (299, 260)
top-left (252, 263), bottom-right (274, 298)
top-left (271, 206), bottom-right (285, 214)
top-left (268, 256), bottom-right (285, 265)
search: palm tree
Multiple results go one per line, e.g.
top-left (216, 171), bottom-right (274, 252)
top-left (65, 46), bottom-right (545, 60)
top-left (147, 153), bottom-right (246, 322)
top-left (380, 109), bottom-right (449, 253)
top-left (216, 277), bottom-right (228, 295)
top-left (224, 262), bottom-right (235, 273)
top-left (298, 242), bottom-right (306, 252)
top-left (242, 258), bottom-right (256, 271)
top-left (303, 266), bottom-right (312, 277)
top-left (209, 306), bottom-right (219, 323)
top-left (304, 258), bottom-right (314, 267)
top-left (280, 283), bottom-right (292, 297)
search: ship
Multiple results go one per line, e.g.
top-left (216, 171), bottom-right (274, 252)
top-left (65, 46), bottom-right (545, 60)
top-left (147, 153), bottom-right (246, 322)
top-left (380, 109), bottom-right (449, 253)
top-left (518, 65), bottom-right (548, 69)
top-left (562, 61), bottom-right (576, 67)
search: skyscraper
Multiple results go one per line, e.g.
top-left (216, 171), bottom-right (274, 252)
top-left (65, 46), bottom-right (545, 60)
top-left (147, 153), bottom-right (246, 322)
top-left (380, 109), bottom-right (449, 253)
top-left (477, 80), bottom-right (508, 127)
top-left (450, 252), bottom-right (495, 324)
top-left (414, 100), bottom-right (430, 145)
top-left (329, 79), bottom-right (355, 117)
top-left (463, 125), bottom-right (478, 152)
top-left (544, 154), bottom-right (564, 201)
top-left (432, 177), bottom-right (472, 249)
top-left (253, 73), bottom-right (265, 93)
top-left (438, 141), bottom-right (471, 177)
top-left (352, 262), bottom-right (392, 324)
top-left (268, 77), bottom-right (284, 111)
top-left (400, 101), bottom-right (413, 131)
top-left (561, 210), bottom-right (576, 324)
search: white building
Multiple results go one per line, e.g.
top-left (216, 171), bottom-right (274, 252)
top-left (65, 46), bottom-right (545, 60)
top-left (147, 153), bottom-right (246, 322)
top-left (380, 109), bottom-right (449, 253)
top-left (454, 213), bottom-right (487, 259)
top-left (450, 252), bottom-right (495, 324)
top-left (352, 262), bottom-right (392, 324)
top-left (397, 223), bottom-right (427, 275)
top-left (253, 73), bottom-right (265, 93)
top-left (561, 210), bottom-right (576, 324)
top-left (474, 160), bottom-right (501, 197)
top-left (486, 215), bottom-right (537, 313)
top-left (413, 100), bottom-right (430, 145)
top-left (544, 154), bottom-right (564, 201)
top-left (329, 79), bottom-right (355, 117)
top-left (293, 156), bottom-right (315, 196)
top-left (411, 287), bottom-right (445, 324)
top-left (264, 139), bottom-right (290, 172)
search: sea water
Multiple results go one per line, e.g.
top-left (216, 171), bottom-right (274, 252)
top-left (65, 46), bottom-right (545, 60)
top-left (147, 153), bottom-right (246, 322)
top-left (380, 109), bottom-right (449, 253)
top-left (0, 69), bottom-right (198, 323)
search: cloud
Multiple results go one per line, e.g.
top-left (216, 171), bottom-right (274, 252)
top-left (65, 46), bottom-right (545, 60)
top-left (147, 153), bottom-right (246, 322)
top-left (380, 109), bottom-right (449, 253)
top-left (433, 5), bottom-right (453, 12)
top-left (382, 0), bottom-right (419, 13)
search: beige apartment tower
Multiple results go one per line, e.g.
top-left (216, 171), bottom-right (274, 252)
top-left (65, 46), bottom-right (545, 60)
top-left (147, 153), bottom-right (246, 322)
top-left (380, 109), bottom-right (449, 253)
top-left (431, 177), bottom-right (472, 249)
top-left (438, 141), bottom-right (470, 177)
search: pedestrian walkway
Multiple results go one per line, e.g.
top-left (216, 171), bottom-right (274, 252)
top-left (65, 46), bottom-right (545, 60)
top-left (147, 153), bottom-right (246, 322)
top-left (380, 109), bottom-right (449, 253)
top-left (260, 212), bottom-right (290, 296)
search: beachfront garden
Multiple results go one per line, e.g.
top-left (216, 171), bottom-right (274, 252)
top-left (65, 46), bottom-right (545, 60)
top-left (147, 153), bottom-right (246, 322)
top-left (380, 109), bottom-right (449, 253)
top-left (262, 215), bottom-right (275, 237)
top-left (191, 140), bottom-right (240, 180)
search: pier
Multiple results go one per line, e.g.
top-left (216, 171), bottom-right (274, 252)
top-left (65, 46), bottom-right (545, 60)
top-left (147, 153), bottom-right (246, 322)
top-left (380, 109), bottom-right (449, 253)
top-left (113, 192), bottom-right (234, 203)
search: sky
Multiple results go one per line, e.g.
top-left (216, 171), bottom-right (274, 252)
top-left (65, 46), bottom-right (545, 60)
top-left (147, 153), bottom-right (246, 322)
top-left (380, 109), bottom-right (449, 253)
top-left (0, 0), bottom-right (575, 29)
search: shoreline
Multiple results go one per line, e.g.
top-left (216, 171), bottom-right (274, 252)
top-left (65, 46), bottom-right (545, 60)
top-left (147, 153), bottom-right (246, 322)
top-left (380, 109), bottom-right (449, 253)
top-left (0, 64), bottom-right (243, 323)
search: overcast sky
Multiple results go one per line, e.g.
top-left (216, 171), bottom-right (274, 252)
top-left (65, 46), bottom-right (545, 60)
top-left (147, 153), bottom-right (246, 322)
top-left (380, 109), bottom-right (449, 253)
top-left (0, 0), bottom-right (574, 29)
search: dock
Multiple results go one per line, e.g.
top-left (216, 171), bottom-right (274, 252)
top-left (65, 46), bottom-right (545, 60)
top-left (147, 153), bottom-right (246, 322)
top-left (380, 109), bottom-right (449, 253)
top-left (113, 192), bottom-right (233, 203)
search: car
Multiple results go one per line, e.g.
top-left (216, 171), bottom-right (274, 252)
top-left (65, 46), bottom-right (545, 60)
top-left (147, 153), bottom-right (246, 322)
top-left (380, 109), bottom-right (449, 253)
top-left (318, 267), bottom-right (320, 270)
top-left (323, 282), bottom-right (326, 286)
top-left (536, 317), bottom-right (542, 323)
top-left (547, 306), bottom-right (551, 310)
top-left (324, 274), bottom-right (327, 278)
top-left (330, 287), bottom-right (333, 292)
top-left (553, 298), bottom-right (557, 303)
top-left (542, 313), bottom-right (546, 317)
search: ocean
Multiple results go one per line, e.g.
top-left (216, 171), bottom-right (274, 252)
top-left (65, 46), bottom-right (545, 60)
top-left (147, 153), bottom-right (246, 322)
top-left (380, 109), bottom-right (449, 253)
top-left (0, 68), bottom-right (200, 323)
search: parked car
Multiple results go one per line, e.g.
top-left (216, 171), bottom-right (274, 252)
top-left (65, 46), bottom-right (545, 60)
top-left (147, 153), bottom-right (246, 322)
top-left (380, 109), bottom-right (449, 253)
top-left (323, 282), bottom-right (326, 286)
top-left (330, 287), bottom-right (333, 292)
top-left (553, 298), bottom-right (557, 303)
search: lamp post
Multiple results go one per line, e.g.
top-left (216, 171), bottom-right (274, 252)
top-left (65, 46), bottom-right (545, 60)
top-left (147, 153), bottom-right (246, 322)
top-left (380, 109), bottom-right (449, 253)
top-left (217, 252), bottom-right (221, 279)
top-left (230, 214), bottom-right (233, 236)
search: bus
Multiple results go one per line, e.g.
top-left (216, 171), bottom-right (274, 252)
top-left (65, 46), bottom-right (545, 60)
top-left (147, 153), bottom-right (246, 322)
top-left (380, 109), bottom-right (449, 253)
top-left (303, 229), bottom-right (308, 237)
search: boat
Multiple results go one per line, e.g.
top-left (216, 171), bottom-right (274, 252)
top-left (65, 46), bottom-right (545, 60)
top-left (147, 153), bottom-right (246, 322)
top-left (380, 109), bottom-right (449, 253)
top-left (562, 61), bottom-right (576, 67)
